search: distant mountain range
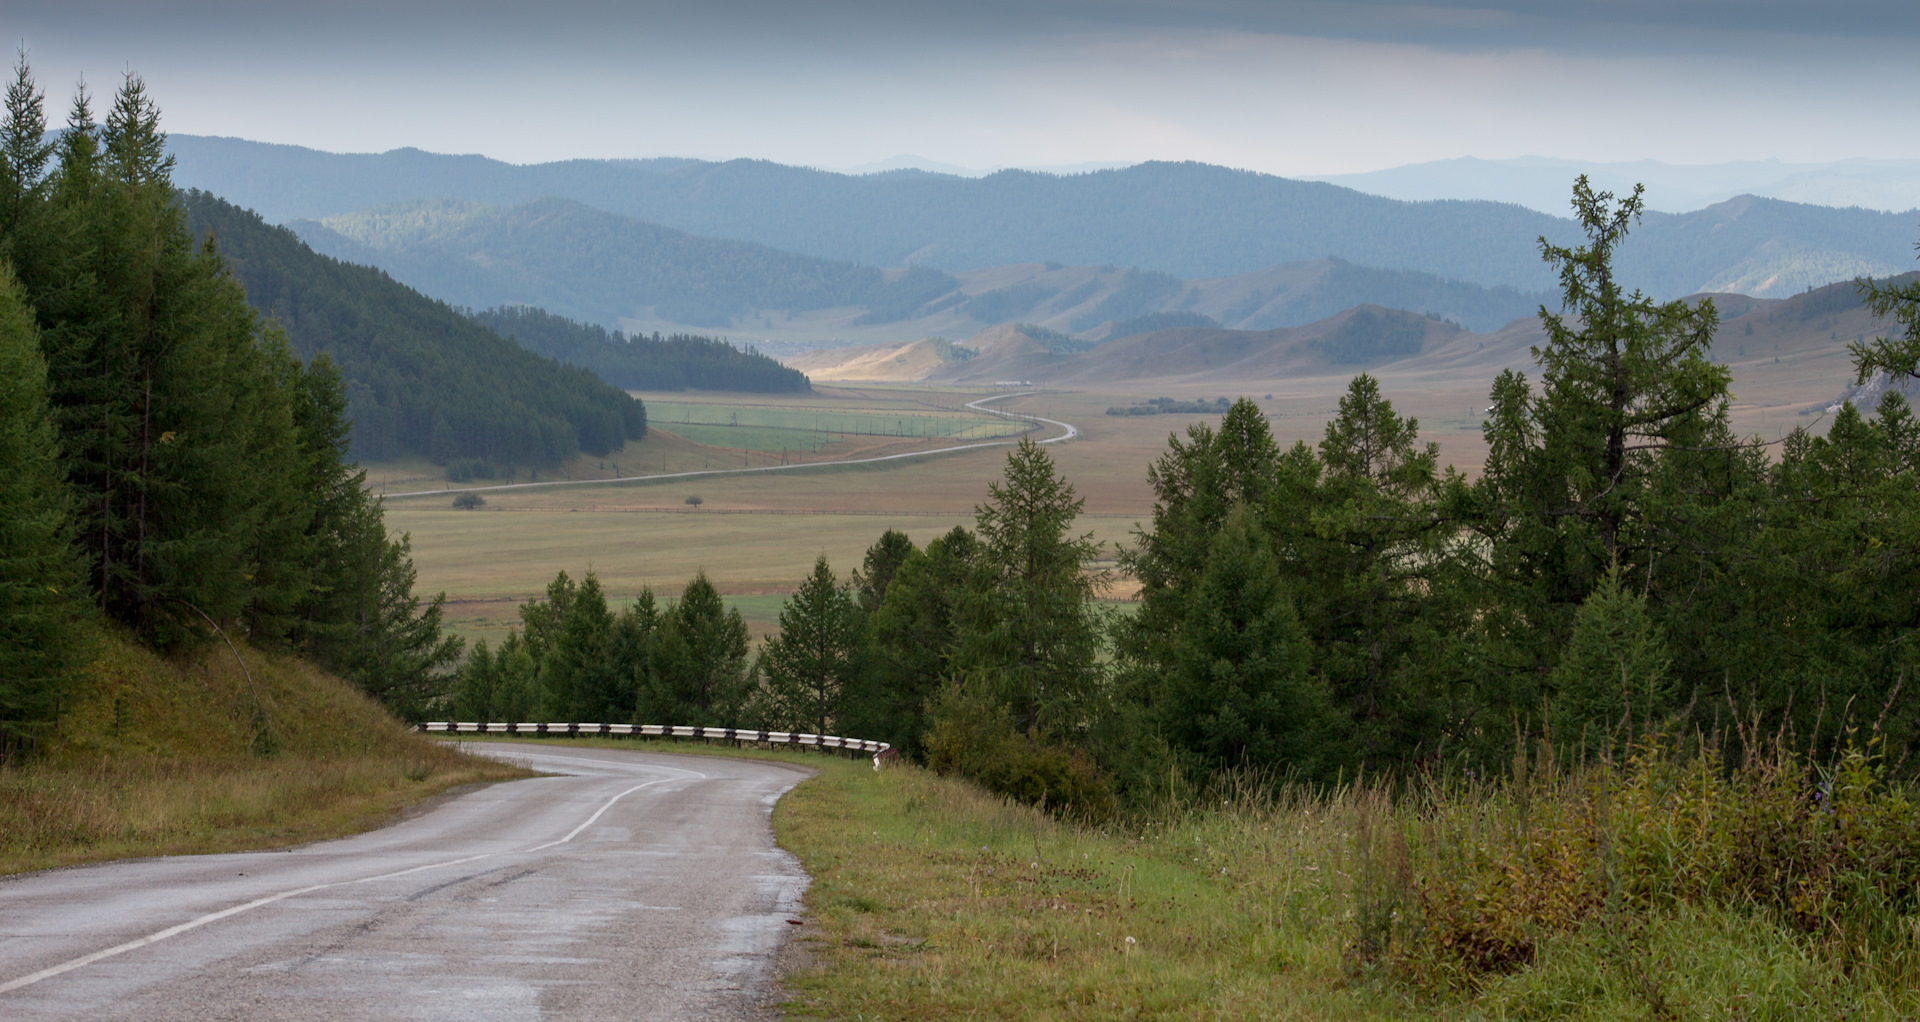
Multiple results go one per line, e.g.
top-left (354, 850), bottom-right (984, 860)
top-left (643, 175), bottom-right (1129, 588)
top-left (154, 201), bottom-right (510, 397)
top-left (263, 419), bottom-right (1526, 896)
top-left (287, 197), bottom-right (1547, 334)
top-left (170, 136), bottom-right (1920, 308)
top-left (1312, 157), bottom-right (1920, 217)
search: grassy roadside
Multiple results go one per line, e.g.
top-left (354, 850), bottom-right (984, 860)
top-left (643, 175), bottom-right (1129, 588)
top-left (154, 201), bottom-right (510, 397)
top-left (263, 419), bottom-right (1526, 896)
top-left (0, 630), bottom-right (530, 877)
top-left (770, 756), bottom-right (1919, 1021)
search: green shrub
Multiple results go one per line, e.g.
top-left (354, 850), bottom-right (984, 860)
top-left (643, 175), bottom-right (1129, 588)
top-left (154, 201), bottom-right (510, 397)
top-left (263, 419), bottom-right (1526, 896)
top-left (924, 680), bottom-right (1113, 820)
top-left (1351, 736), bottom-right (1920, 1001)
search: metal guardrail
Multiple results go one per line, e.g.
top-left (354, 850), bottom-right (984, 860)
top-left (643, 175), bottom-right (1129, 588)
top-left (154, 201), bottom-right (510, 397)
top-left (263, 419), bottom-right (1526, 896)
top-left (416, 721), bottom-right (893, 764)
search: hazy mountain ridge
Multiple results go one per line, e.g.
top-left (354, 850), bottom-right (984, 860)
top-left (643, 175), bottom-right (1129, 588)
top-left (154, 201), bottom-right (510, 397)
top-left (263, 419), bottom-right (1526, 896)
top-left (786, 273), bottom-right (1920, 400)
top-left (290, 197), bottom-right (899, 327)
top-left (289, 197), bottom-right (1549, 336)
top-left (173, 136), bottom-right (1919, 302)
top-left (1314, 156), bottom-right (1920, 216)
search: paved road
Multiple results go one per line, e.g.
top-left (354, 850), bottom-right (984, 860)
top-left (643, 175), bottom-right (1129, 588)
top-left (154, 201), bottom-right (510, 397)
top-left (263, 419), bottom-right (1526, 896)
top-left (0, 744), bottom-right (813, 1021)
top-left (384, 389), bottom-right (1078, 500)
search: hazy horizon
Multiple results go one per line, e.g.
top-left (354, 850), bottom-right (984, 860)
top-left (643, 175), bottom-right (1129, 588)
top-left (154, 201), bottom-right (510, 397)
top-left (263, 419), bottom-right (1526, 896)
top-left (12, 1), bottom-right (1920, 178)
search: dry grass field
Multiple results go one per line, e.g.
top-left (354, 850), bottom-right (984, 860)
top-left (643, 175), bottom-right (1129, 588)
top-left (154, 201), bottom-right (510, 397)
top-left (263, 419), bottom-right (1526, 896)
top-left (382, 310), bottom-right (1869, 650)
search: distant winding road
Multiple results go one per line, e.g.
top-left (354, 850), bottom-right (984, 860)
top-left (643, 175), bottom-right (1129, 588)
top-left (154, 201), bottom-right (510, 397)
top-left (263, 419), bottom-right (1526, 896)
top-left (0, 745), bottom-right (810, 1021)
top-left (385, 390), bottom-right (1078, 500)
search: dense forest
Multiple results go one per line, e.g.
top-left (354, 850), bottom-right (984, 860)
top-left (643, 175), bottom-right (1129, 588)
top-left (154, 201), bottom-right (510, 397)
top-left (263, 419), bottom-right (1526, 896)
top-left (0, 66), bottom-right (463, 754)
top-left (446, 180), bottom-right (1920, 819)
top-left (471, 306), bottom-right (810, 392)
top-left (171, 135), bottom-right (1920, 299)
top-left (179, 193), bottom-right (644, 465)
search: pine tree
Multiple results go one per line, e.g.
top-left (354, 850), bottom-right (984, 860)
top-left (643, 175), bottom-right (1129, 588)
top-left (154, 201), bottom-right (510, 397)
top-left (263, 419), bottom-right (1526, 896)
top-left (1319, 373), bottom-right (1437, 497)
top-left (852, 529), bottom-right (915, 613)
top-left (761, 556), bottom-right (864, 734)
top-left (848, 526), bottom-right (975, 759)
top-left (491, 634), bottom-right (538, 723)
top-left (339, 533), bottom-right (463, 718)
top-left (1547, 565), bottom-right (1675, 752)
top-left (1531, 176), bottom-right (1728, 562)
top-left (0, 263), bottom-right (85, 754)
top-left (958, 438), bottom-right (1106, 736)
top-left (0, 49), bottom-right (54, 237)
top-left (639, 572), bottom-right (750, 725)
top-left (452, 638), bottom-right (496, 722)
top-left (1153, 512), bottom-right (1340, 777)
top-left (27, 73), bottom-right (304, 644)
top-left (543, 572), bottom-right (628, 723)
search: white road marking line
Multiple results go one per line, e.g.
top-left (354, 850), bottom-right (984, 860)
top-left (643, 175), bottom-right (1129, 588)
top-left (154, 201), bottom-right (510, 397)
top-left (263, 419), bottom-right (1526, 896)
top-left (0, 772), bottom-right (690, 995)
top-left (526, 778), bottom-right (673, 851)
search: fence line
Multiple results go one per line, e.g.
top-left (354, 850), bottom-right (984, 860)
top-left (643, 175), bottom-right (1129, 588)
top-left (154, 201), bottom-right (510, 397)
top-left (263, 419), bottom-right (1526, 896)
top-left (417, 721), bottom-right (893, 767)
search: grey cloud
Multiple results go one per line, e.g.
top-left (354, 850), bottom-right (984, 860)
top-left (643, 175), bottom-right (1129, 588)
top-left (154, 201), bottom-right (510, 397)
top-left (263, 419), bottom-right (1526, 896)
top-left (18, 0), bottom-right (1916, 47)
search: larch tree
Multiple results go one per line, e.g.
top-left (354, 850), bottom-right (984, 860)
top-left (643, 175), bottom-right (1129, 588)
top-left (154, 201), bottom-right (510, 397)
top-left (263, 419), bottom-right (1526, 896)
top-left (760, 556), bottom-right (864, 735)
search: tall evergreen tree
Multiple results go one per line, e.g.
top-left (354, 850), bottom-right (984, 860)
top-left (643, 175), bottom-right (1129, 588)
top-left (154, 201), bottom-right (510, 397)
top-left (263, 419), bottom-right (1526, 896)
top-left (639, 572), bottom-right (750, 725)
top-left (848, 526), bottom-right (975, 760)
top-left (543, 572), bottom-right (630, 723)
top-left (760, 556), bottom-right (864, 734)
top-left (0, 264), bottom-right (85, 754)
top-left (0, 61), bottom-right (463, 717)
top-left (852, 529), bottom-right (916, 614)
top-left (1546, 565), bottom-right (1674, 750)
top-left (957, 438), bottom-right (1106, 736)
top-left (0, 50), bottom-right (53, 238)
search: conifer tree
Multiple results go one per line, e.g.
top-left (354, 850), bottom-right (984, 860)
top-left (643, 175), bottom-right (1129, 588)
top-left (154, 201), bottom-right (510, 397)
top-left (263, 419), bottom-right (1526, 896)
top-left (1546, 565), bottom-right (1674, 751)
top-left (848, 526), bottom-right (975, 759)
top-left (639, 572), bottom-right (750, 725)
top-left (543, 572), bottom-right (628, 723)
top-left (491, 634), bottom-right (538, 723)
top-left (852, 529), bottom-right (915, 613)
top-left (0, 50), bottom-right (53, 237)
top-left (1153, 513), bottom-right (1340, 777)
top-left (958, 438), bottom-right (1106, 736)
top-left (1530, 177), bottom-right (1728, 562)
top-left (339, 533), bottom-right (463, 717)
top-left (452, 638), bottom-right (495, 722)
top-left (761, 556), bottom-right (864, 734)
top-left (0, 264), bottom-right (84, 753)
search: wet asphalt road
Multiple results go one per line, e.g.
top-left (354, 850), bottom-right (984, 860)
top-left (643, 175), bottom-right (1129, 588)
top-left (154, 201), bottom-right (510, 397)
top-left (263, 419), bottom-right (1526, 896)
top-left (0, 744), bottom-right (813, 1021)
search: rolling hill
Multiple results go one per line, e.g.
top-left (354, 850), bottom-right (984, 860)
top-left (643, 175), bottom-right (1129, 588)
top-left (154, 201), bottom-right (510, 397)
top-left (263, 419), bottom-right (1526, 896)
top-left (181, 192), bottom-right (644, 465)
top-left (174, 136), bottom-right (1920, 301)
top-left (787, 275), bottom-right (1920, 410)
top-left (288, 198), bottom-right (1547, 336)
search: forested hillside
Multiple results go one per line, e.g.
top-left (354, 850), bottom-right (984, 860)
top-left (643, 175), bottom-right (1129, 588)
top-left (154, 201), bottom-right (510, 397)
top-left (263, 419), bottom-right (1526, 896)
top-left (0, 68), bottom-right (465, 747)
top-left (471, 306), bottom-right (809, 392)
top-left (173, 135), bottom-right (1920, 299)
top-left (180, 193), bottom-right (644, 464)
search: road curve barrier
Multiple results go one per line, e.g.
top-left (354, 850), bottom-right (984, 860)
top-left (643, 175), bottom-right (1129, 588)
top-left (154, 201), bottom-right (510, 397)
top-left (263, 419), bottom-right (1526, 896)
top-left (417, 721), bottom-right (895, 769)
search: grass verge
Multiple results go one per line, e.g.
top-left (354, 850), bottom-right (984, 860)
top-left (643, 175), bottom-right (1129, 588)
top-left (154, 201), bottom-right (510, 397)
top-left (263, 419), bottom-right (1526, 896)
top-left (770, 754), bottom-right (1920, 1021)
top-left (0, 630), bottom-right (530, 876)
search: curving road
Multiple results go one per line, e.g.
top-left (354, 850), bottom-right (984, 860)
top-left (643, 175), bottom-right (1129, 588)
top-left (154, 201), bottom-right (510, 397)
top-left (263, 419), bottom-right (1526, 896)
top-left (0, 745), bottom-right (812, 1021)
top-left (386, 390), bottom-right (1077, 500)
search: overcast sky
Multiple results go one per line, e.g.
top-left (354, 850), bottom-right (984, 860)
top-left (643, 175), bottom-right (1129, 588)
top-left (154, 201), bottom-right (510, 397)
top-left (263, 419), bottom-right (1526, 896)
top-left (11, 1), bottom-right (1918, 174)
